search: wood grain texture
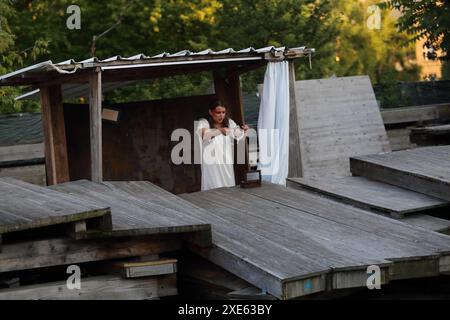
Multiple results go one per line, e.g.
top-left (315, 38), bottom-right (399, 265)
top-left (49, 180), bottom-right (211, 244)
top-left (0, 177), bottom-right (110, 235)
top-left (0, 143), bottom-right (44, 163)
top-left (180, 183), bottom-right (450, 299)
top-left (351, 145), bottom-right (450, 201)
top-left (294, 76), bottom-right (391, 178)
top-left (0, 164), bottom-right (46, 186)
top-left (0, 274), bottom-right (177, 300)
top-left (89, 70), bottom-right (103, 183)
top-left (40, 85), bottom-right (70, 185)
top-left (0, 235), bottom-right (182, 273)
top-left (381, 104), bottom-right (450, 125)
top-left (287, 176), bottom-right (447, 217)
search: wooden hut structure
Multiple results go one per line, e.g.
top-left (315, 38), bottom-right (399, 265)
top-left (0, 46), bottom-right (314, 193)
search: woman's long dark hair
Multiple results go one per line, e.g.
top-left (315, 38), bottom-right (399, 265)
top-left (207, 100), bottom-right (230, 128)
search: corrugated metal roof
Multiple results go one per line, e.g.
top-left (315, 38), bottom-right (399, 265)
top-left (1, 46), bottom-right (314, 100)
top-left (15, 81), bottom-right (138, 101)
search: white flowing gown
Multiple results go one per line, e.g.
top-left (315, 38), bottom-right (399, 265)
top-left (196, 118), bottom-right (244, 191)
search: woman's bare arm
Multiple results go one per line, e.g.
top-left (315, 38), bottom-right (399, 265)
top-left (201, 128), bottom-right (223, 141)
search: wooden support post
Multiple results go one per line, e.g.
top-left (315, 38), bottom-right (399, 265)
top-left (213, 71), bottom-right (249, 182)
top-left (40, 85), bottom-right (70, 185)
top-left (213, 71), bottom-right (228, 105)
top-left (288, 61), bottom-right (303, 177)
top-left (65, 220), bottom-right (87, 240)
top-left (89, 68), bottom-right (103, 182)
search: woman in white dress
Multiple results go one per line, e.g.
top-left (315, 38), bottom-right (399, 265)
top-left (196, 101), bottom-right (249, 191)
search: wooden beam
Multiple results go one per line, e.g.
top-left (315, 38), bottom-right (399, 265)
top-left (110, 258), bottom-right (178, 278)
top-left (0, 235), bottom-right (182, 273)
top-left (288, 61), bottom-right (303, 177)
top-left (0, 274), bottom-right (177, 300)
top-left (0, 143), bottom-right (44, 164)
top-left (381, 103), bottom-right (450, 125)
top-left (39, 85), bottom-right (70, 185)
top-left (89, 69), bottom-right (103, 182)
top-left (225, 61), bottom-right (267, 79)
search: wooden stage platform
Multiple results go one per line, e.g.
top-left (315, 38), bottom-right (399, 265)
top-left (287, 176), bottom-right (450, 233)
top-left (181, 183), bottom-right (450, 299)
top-left (351, 145), bottom-right (450, 201)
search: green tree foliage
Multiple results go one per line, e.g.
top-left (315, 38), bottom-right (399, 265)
top-left (0, 0), bottom-right (49, 113)
top-left (0, 0), bottom-right (424, 113)
top-left (380, 0), bottom-right (449, 60)
top-left (334, 0), bottom-right (419, 84)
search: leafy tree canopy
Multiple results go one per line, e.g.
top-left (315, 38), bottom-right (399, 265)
top-left (0, 0), bottom-right (426, 113)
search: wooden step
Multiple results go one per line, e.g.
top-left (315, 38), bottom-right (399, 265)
top-left (110, 258), bottom-right (178, 278)
top-left (350, 146), bottom-right (450, 201)
top-left (287, 176), bottom-right (450, 234)
top-left (287, 176), bottom-right (447, 218)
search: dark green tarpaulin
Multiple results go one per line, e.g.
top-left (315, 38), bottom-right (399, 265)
top-left (0, 113), bottom-right (43, 147)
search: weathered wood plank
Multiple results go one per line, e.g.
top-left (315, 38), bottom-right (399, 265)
top-left (411, 124), bottom-right (450, 146)
top-left (40, 85), bottom-right (70, 185)
top-left (239, 185), bottom-right (450, 272)
top-left (0, 143), bottom-right (44, 164)
top-left (350, 146), bottom-right (450, 201)
top-left (293, 76), bottom-right (391, 178)
top-left (381, 103), bottom-right (450, 125)
top-left (0, 234), bottom-right (182, 273)
top-left (182, 184), bottom-right (450, 298)
top-left (0, 177), bottom-right (111, 236)
top-left (287, 176), bottom-right (448, 218)
top-left (49, 180), bottom-right (212, 246)
top-left (111, 258), bottom-right (177, 278)
top-left (183, 183), bottom-right (450, 298)
top-left (402, 215), bottom-right (450, 235)
top-left (89, 69), bottom-right (103, 183)
top-left (0, 274), bottom-right (177, 300)
top-left (0, 164), bottom-right (46, 186)
top-left (288, 61), bottom-right (303, 177)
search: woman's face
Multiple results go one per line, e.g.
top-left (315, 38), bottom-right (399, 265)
top-left (209, 106), bottom-right (227, 125)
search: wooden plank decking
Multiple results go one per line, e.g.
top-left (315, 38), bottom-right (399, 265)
top-left (351, 146), bottom-right (450, 201)
top-left (181, 184), bottom-right (450, 299)
top-left (0, 177), bottom-right (111, 237)
top-left (49, 180), bottom-right (211, 246)
top-left (287, 176), bottom-right (448, 218)
top-left (287, 176), bottom-right (450, 234)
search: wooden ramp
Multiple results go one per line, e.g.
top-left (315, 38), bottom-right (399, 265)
top-left (0, 177), bottom-right (111, 240)
top-left (181, 184), bottom-right (450, 299)
top-left (351, 146), bottom-right (450, 201)
top-left (49, 180), bottom-right (211, 246)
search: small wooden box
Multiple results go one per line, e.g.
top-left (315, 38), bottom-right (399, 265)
top-left (240, 170), bottom-right (262, 188)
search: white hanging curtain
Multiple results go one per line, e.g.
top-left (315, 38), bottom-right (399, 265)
top-left (257, 61), bottom-right (290, 185)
